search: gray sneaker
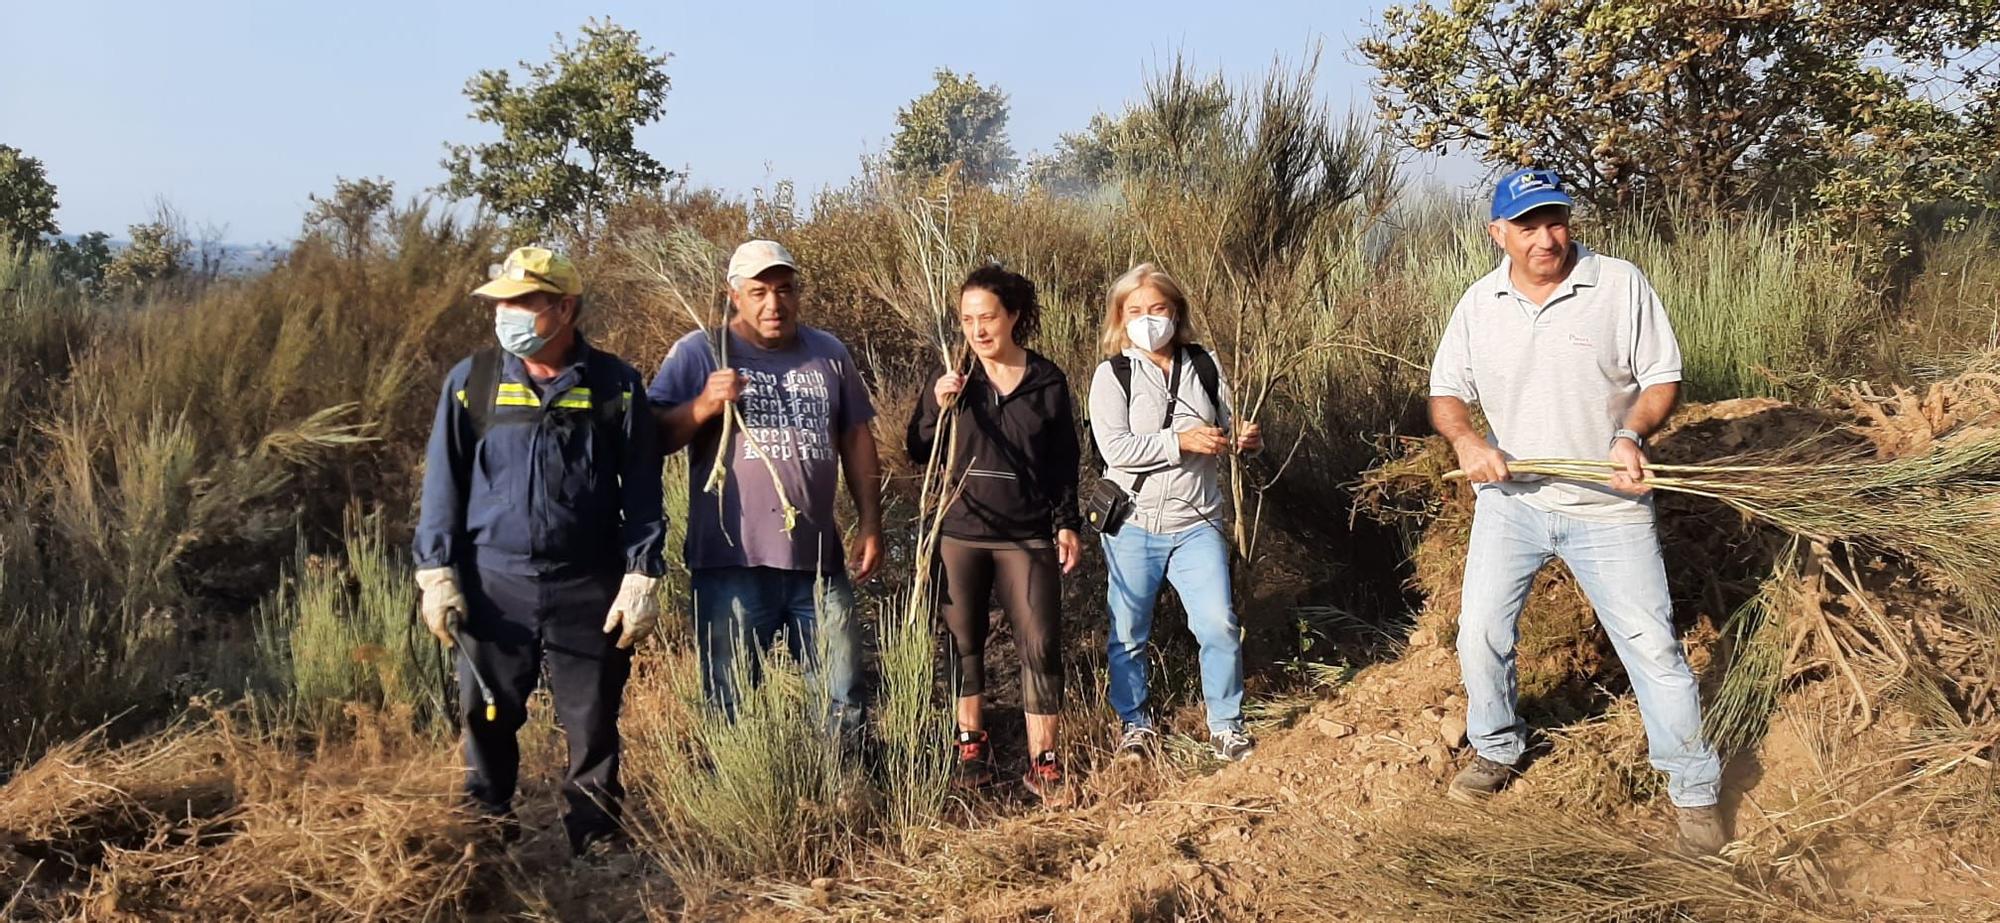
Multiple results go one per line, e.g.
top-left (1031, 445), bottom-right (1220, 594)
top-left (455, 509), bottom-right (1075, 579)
top-left (1210, 729), bottom-right (1256, 762)
top-left (1675, 805), bottom-right (1729, 856)
top-left (1116, 723), bottom-right (1157, 761)
top-left (1447, 754), bottom-right (1516, 804)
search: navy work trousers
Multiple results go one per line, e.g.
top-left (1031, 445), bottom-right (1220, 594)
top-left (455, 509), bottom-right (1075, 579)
top-left (457, 565), bottom-right (630, 849)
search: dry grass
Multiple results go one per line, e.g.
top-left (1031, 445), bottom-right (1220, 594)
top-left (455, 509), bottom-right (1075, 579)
top-left (2, 703), bottom-right (480, 922)
top-left (1352, 802), bottom-right (1846, 923)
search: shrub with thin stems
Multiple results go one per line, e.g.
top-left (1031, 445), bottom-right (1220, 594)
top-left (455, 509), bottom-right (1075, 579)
top-left (0, 240), bottom-right (96, 440)
top-left (627, 605), bottom-right (869, 887)
top-left (0, 600), bottom-right (178, 768)
top-left (1115, 52), bottom-right (1405, 560)
top-left (1599, 208), bottom-right (1872, 401)
top-left (872, 587), bottom-right (953, 853)
top-left (36, 403), bottom-right (372, 612)
top-left (1879, 214), bottom-right (2000, 376)
top-left (255, 510), bottom-right (444, 732)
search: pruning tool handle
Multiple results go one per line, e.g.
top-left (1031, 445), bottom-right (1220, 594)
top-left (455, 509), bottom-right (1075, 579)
top-left (449, 626), bottom-right (499, 722)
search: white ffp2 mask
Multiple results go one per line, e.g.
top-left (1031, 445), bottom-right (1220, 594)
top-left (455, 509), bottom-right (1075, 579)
top-left (1125, 314), bottom-right (1175, 352)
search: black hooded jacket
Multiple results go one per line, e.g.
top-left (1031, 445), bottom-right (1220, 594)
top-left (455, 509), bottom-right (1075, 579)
top-left (906, 350), bottom-right (1083, 542)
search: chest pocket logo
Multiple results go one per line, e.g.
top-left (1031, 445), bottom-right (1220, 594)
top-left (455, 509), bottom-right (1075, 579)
top-left (1567, 333), bottom-right (1595, 351)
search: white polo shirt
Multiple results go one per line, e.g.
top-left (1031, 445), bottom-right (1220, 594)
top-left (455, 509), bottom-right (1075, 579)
top-left (1429, 244), bottom-right (1682, 524)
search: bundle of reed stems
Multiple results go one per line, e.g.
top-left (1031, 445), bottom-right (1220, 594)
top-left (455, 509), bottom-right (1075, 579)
top-left (1446, 434), bottom-right (2000, 621)
top-left (864, 182), bottom-right (980, 605)
top-left (618, 225), bottom-right (798, 535)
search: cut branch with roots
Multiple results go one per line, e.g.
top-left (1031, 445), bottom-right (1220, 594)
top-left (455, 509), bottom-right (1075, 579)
top-left (615, 225), bottom-right (798, 535)
top-left (1437, 436), bottom-right (2000, 735)
top-left (1439, 441), bottom-right (2000, 622)
top-left (865, 181), bottom-right (985, 620)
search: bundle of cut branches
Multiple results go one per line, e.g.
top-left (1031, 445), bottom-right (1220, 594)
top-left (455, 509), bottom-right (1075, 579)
top-left (617, 225), bottom-right (798, 535)
top-left (864, 183), bottom-right (981, 607)
top-left (1447, 433), bottom-right (2000, 622)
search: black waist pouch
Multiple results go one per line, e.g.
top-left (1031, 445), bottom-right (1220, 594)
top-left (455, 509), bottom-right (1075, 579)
top-left (1085, 477), bottom-right (1133, 536)
top-left (1084, 354), bottom-right (1181, 538)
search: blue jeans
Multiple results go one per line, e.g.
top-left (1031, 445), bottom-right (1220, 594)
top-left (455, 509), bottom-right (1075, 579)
top-left (692, 566), bottom-right (863, 733)
top-left (1102, 522), bottom-right (1244, 735)
top-left (1458, 489), bottom-right (1722, 807)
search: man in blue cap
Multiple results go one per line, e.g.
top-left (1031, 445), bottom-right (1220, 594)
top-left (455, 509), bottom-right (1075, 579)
top-left (1427, 168), bottom-right (1728, 855)
top-left (413, 245), bottom-right (665, 856)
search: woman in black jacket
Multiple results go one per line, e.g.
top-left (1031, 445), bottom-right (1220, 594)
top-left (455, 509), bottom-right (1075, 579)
top-left (907, 265), bottom-right (1082, 799)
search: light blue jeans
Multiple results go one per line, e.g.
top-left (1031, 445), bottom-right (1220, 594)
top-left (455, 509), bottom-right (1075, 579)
top-left (1102, 522), bottom-right (1245, 735)
top-left (1458, 489), bottom-right (1722, 807)
top-left (692, 567), bottom-right (863, 734)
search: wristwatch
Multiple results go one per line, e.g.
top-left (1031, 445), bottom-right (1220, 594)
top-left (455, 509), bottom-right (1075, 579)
top-left (1612, 428), bottom-right (1645, 449)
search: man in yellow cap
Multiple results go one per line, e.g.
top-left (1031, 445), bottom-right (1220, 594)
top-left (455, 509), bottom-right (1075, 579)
top-left (413, 245), bottom-right (666, 856)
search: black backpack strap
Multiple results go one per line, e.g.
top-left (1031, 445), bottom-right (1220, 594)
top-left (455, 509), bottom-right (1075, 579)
top-left (1129, 351), bottom-right (1184, 497)
top-left (1110, 355), bottom-right (1134, 404)
top-left (1086, 353), bottom-right (1182, 479)
top-left (1183, 344), bottom-right (1223, 423)
top-left (1082, 356), bottom-right (1131, 463)
top-left (464, 347), bottom-right (502, 442)
top-left (582, 350), bottom-right (632, 459)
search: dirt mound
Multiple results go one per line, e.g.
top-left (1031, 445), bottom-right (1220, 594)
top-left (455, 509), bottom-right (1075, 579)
top-left (808, 638), bottom-right (1998, 921)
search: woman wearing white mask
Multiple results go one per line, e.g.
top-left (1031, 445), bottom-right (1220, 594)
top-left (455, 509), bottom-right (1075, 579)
top-left (1087, 263), bottom-right (1262, 763)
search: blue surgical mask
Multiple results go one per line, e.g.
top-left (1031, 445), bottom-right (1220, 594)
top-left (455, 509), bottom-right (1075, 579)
top-left (494, 306), bottom-right (548, 358)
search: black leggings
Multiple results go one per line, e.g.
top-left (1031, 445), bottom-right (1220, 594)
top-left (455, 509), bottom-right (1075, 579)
top-left (937, 539), bottom-right (1064, 715)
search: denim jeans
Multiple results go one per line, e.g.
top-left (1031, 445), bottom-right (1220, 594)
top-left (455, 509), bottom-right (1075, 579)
top-left (1101, 522), bottom-right (1245, 735)
top-left (692, 566), bottom-right (864, 733)
top-left (1458, 489), bottom-right (1722, 807)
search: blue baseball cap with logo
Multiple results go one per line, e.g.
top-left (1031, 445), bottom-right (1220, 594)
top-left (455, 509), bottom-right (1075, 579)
top-left (1490, 167), bottom-right (1574, 221)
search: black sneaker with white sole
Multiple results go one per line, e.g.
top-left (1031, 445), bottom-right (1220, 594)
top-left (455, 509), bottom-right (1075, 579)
top-left (1210, 729), bottom-right (1256, 762)
top-left (1116, 723), bottom-right (1157, 761)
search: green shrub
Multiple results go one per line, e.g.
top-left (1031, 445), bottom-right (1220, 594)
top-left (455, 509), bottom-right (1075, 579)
top-left (1601, 209), bottom-right (1872, 400)
top-left (256, 511), bottom-right (444, 730)
top-left (629, 625), bottom-right (869, 888)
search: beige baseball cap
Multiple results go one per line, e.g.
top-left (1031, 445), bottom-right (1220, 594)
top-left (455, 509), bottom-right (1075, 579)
top-left (726, 240), bottom-right (798, 288)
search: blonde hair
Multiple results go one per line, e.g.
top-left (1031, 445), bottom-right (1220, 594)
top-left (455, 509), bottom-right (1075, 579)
top-left (1100, 262), bottom-right (1195, 358)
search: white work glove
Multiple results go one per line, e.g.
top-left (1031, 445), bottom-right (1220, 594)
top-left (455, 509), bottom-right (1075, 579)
top-left (415, 567), bottom-right (466, 647)
top-left (603, 573), bottom-right (662, 650)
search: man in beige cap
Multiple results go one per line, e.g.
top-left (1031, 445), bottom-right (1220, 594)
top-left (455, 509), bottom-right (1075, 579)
top-left (648, 240), bottom-right (881, 733)
top-left (414, 245), bottom-right (665, 855)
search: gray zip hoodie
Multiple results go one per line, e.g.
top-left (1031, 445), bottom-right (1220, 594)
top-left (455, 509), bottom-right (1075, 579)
top-left (1088, 346), bottom-right (1235, 535)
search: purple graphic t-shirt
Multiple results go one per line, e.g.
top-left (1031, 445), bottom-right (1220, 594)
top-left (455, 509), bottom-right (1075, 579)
top-left (648, 324), bottom-right (875, 574)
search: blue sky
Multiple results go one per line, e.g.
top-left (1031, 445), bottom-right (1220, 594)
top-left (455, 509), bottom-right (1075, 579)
top-left (3, 0), bottom-right (1482, 244)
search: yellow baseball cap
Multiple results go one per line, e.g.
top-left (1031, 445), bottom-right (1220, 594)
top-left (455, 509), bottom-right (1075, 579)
top-left (473, 246), bottom-right (584, 299)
